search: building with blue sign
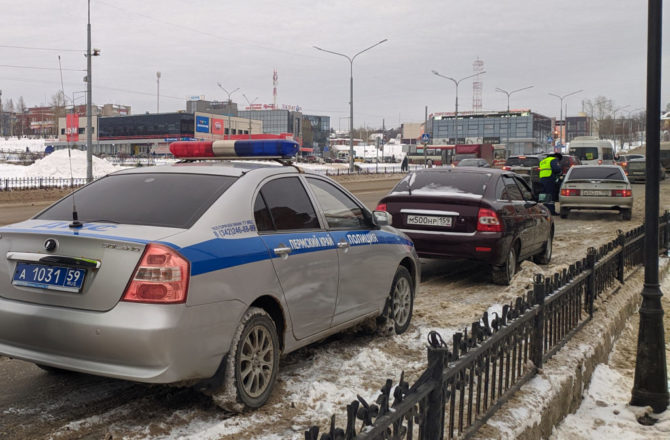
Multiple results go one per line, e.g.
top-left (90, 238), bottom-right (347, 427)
top-left (428, 110), bottom-right (553, 155)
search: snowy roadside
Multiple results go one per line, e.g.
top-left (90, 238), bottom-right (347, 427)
top-left (474, 260), bottom-right (670, 440)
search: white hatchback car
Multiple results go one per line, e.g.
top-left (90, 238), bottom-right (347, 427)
top-left (558, 165), bottom-right (633, 220)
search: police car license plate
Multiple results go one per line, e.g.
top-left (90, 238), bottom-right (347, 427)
top-left (581, 190), bottom-right (609, 197)
top-left (407, 215), bottom-right (453, 227)
top-left (12, 262), bottom-right (86, 293)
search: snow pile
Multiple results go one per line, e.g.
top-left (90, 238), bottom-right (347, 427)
top-left (0, 137), bottom-right (55, 152)
top-left (23, 149), bottom-right (119, 178)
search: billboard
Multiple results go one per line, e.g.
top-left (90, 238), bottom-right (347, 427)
top-left (66, 113), bottom-right (79, 142)
top-left (196, 116), bottom-right (210, 133)
top-left (212, 118), bottom-right (224, 135)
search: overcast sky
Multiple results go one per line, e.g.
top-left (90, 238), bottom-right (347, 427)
top-left (1, 0), bottom-right (668, 130)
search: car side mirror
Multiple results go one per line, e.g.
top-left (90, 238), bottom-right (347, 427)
top-left (372, 210), bottom-right (392, 227)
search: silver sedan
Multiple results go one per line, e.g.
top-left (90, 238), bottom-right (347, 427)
top-left (0, 142), bottom-right (419, 411)
top-left (558, 165), bottom-right (633, 220)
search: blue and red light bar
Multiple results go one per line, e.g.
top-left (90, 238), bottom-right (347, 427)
top-left (169, 139), bottom-right (299, 159)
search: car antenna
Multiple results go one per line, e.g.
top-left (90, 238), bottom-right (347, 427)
top-left (59, 55), bottom-right (82, 229)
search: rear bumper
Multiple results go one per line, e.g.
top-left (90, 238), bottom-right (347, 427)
top-left (0, 297), bottom-right (245, 384)
top-left (558, 196), bottom-right (633, 210)
top-left (399, 229), bottom-right (510, 266)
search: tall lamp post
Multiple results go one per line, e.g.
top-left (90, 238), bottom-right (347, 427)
top-left (85, 0), bottom-right (100, 182)
top-left (631, 0), bottom-right (668, 414)
top-left (156, 72), bottom-right (161, 113)
top-left (314, 39), bottom-right (388, 172)
top-left (242, 94), bottom-right (258, 140)
top-left (548, 90), bottom-right (582, 147)
top-left (431, 70), bottom-right (485, 145)
top-left (495, 85), bottom-right (533, 153)
top-left (217, 83), bottom-right (239, 139)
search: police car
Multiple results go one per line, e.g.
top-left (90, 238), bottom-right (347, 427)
top-left (0, 139), bottom-right (419, 410)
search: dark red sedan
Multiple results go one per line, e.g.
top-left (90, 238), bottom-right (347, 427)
top-left (376, 167), bottom-right (554, 284)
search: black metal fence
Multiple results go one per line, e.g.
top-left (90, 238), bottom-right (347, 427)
top-left (0, 177), bottom-right (88, 191)
top-left (306, 212), bottom-right (670, 440)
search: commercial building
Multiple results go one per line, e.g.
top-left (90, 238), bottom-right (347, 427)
top-left (428, 110), bottom-right (554, 155)
top-left (54, 111), bottom-right (262, 155)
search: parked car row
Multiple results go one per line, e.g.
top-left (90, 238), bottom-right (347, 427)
top-left (0, 140), bottom-right (647, 414)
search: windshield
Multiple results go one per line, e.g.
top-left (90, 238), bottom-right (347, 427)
top-left (566, 167), bottom-right (625, 181)
top-left (36, 173), bottom-right (237, 228)
top-left (393, 170), bottom-right (490, 196)
top-left (571, 147), bottom-right (599, 161)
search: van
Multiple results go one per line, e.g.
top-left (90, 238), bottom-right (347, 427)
top-left (568, 136), bottom-right (615, 165)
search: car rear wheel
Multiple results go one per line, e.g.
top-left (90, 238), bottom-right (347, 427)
top-left (621, 209), bottom-right (632, 221)
top-left (533, 231), bottom-right (553, 265)
top-left (560, 207), bottom-right (569, 219)
top-left (389, 266), bottom-right (414, 334)
top-left (212, 307), bottom-right (279, 411)
top-left (492, 245), bottom-right (517, 285)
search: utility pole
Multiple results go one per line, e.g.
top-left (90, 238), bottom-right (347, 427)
top-left (86, 0), bottom-right (93, 182)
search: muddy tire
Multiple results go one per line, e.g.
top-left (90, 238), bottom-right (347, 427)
top-left (621, 209), bottom-right (632, 221)
top-left (560, 208), bottom-right (569, 219)
top-left (377, 266), bottom-right (414, 335)
top-left (492, 245), bottom-right (517, 285)
top-left (533, 231), bottom-right (553, 265)
top-left (212, 307), bottom-right (279, 412)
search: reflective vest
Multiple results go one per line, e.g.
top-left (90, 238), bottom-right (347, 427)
top-left (539, 156), bottom-right (556, 178)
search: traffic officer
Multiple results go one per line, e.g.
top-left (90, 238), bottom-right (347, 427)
top-left (539, 153), bottom-right (562, 207)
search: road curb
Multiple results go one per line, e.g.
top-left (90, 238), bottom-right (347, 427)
top-left (474, 260), bottom-right (668, 439)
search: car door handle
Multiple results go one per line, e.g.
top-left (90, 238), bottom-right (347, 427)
top-left (337, 240), bottom-right (350, 249)
top-left (274, 245), bottom-right (292, 256)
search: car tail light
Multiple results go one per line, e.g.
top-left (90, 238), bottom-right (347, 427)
top-left (621, 161), bottom-right (628, 167)
top-left (612, 189), bottom-right (632, 197)
top-left (560, 188), bottom-right (580, 196)
top-left (477, 208), bottom-right (503, 232)
top-left (122, 243), bottom-right (190, 304)
top-left (502, 166), bottom-right (511, 171)
top-left (376, 202), bottom-right (387, 211)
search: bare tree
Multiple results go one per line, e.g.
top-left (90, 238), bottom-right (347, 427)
top-left (583, 96), bottom-right (615, 138)
top-left (16, 97), bottom-right (26, 136)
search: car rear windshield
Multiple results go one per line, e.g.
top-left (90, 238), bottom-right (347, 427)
top-left (567, 167), bottom-right (625, 181)
top-left (571, 147), bottom-right (599, 161)
top-left (627, 161), bottom-right (646, 170)
top-left (36, 173), bottom-right (237, 228)
top-left (393, 170), bottom-right (490, 196)
top-left (505, 157), bottom-right (539, 166)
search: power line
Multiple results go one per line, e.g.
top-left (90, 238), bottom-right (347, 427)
top-left (0, 64), bottom-right (85, 72)
top-left (0, 44), bottom-right (83, 52)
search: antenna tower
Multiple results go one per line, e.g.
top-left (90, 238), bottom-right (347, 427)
top-left (273, 69), bottom-right (278, 109)
top-left (472, 57), bottom-right (484, 113)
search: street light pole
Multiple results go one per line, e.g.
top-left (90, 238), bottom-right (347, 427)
top-left (86, 0), bottom-right (92, 182)
top-left (156, 72), bottom-right (161, 113)
top-left (314, 39), bottom-right (388, 172)
top-left (631, 0), bottom-right (668, 414)
top-left (432, 70), bottom-right (485, 145)
top-left (548, 90), bottom-right (582, 146)
top-left (495, 85), bottom-right (533, 153)
top-left (217, 83), bottom-right (239, 139)
top-left (242, 94), bottom-right (258, 140)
